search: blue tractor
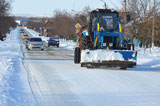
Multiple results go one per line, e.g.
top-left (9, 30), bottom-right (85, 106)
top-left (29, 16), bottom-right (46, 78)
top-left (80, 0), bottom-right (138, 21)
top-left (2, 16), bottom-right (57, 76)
top-left (74, 9), bottom-right (137, 69)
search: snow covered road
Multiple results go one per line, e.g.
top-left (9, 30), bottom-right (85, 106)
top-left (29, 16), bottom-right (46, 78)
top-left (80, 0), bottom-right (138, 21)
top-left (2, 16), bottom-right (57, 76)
top-left (24, 60), bottom-right (84, 106)
top-left (24, 58), bottom-right (160, 106)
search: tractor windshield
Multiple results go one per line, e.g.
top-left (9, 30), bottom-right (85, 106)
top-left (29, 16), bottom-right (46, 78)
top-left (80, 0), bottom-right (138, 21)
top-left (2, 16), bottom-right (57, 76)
top-left (90, 11), bottom-right (119, 33)
top-left (99, 13), bottom-right (118, 32)
top-left (100, 16), bottom-right (114, 32)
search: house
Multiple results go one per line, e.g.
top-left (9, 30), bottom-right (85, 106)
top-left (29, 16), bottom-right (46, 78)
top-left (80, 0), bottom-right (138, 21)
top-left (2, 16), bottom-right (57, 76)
top-left (41, 20), bottom-right (54, 37)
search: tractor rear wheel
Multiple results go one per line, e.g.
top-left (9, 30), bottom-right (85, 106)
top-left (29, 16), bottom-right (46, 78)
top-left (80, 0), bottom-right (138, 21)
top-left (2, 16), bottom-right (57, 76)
top-left (81, 35), bottom-right (87, 50)
top-left (74, 47), bottom-right (81, 64)
top-left (81, 35), bottom-right (93, 50)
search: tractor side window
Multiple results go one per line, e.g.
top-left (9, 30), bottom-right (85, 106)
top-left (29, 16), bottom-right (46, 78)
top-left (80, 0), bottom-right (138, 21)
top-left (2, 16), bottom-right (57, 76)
top-left (100, 19), bottom-right (106, 31)
top-left (92, 18), bottom-right (97, 32)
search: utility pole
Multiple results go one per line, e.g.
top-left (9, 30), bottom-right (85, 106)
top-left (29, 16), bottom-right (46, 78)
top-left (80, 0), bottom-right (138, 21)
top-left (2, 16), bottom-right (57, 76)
top-left (124, 0), bottom-right (127, 37)
top-left (152, 0), bottom-right (155, 48)
top-left (100, 0), bottom-right (107, 9)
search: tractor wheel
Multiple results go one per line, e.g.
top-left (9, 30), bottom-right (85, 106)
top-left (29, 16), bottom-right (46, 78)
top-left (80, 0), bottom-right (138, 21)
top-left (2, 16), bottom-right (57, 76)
top-left (74, 47), bottom-right (80, 64)
top-left (120, 67), bottom-right (127, 70)
top-left (86, 36), bottom-right (93, 49)
top-left (81, 35), bottom-right (93, 50)
top-left (81, 35), bottom-right (86, 50)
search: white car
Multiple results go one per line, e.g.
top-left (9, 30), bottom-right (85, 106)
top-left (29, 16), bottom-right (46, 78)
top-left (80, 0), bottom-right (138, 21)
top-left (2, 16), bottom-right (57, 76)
top-left (26, 37), bottom-right (44, 50)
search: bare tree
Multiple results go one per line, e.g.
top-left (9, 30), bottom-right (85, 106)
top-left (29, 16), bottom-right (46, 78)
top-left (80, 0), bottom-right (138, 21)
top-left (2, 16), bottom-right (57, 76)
top-left (52, 10), bottom-right (75, 39)
top-left (125, 0), bottom-right (160, 47)
top-left (0, 0), bottom-right (10, 16)
top-left (52, 7), bottom-right (90, 40)
top-left (0, 0), bottom-right (16, 36)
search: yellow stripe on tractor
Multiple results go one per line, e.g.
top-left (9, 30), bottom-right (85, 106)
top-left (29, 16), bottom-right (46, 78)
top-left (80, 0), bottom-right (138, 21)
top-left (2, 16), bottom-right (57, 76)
top-left (97, 23), bottom-right (100, 32)
top-left (94, 37), bottom-right (98, 47)
top-left (119, 24), bottom-right (122, 33)
top-left (94, 23), bottom-right (100, 48)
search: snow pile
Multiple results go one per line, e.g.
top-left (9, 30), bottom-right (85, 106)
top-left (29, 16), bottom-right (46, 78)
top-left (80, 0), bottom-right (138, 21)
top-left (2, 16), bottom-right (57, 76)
top-left (0, 28), bottom-right (36, 105)
top-left (138, 47), bottom-right (160, 58)
top-left (0, 30), bottom-right (20, 105)
top-left (136, 47), bottom-right (160, 70)
top-left (59, 39), bottom-right (76, 50)
top-left (0, 57), bottom-right (13, 105)
top-left (81, 49), bottom-right (124, 63)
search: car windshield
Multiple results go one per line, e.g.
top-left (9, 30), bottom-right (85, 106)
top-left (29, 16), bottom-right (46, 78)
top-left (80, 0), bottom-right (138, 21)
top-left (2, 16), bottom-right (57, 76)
top-left (50, 37), bottom-right (59, 40)
top-left (30, 38), bottom-right (42, 42)
top-left (24, 35), bottom-right (28, 36)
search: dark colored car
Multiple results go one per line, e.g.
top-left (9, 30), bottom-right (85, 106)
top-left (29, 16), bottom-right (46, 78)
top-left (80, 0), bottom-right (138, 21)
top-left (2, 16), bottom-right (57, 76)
top-left (0, 35), bottom-right (3, 41)
top-left (20, 29), bottom-right (24, 33)
top-left (48, 37), bottom-right (59, 47)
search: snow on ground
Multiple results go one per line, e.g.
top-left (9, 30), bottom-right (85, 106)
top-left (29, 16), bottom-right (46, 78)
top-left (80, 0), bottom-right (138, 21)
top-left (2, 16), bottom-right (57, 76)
top-left (59, 39), bottom-right (76, 50)
top-left (137, 47), bottom-right (160, 64)
top-left (0, 28), bottom-right (36, 106)
top-left (52, 61), bottom-right (160, 106)
top-left (132, 47), bottom-right (160, 71)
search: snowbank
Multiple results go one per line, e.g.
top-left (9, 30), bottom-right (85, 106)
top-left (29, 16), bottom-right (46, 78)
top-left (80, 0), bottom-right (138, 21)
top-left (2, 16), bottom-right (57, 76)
top-left (0, 56), bottom-right (13, 105)
top-left (59, 39), bottom-right (76, 50)
top-left (136, 47), bottom-right (160, 69)
top-left (0, 28), bottom-right (36, 105)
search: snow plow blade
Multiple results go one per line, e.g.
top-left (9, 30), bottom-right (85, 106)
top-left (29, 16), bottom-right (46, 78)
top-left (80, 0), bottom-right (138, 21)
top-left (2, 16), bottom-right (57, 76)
top-left (80, 50), bottom-right (137, 69)
top-left (81, 60), bottom-right (136, 69)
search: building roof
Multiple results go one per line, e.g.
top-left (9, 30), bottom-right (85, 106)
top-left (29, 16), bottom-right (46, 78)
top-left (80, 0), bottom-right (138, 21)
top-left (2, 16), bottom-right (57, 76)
top-left (44, 20), bottom-right (53, 28)
top-left (21, 19), bottom-right (29, 22)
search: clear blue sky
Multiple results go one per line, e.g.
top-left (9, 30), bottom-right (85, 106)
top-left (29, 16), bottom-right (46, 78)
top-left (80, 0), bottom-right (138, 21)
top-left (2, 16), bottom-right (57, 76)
top-left (12, 0), bottom-right (122, 15)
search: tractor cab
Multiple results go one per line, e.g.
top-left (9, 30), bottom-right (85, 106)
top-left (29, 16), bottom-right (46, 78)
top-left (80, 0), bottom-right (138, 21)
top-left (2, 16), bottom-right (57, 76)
top-left (88, 9), bottom-right (123, 50)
